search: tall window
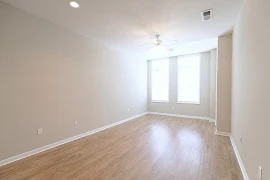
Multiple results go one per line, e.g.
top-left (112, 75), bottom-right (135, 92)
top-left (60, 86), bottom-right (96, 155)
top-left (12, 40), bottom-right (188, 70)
top-left (151, 58), bottom-right (169, 102)
top-left (177, 54), bottom-right (200, 104)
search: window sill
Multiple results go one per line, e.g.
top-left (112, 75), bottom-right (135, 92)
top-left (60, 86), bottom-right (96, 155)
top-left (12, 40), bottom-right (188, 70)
top-left (177, 101), bottom-right (200, 105)
top-left (152, 100), bottom-right (169, 103)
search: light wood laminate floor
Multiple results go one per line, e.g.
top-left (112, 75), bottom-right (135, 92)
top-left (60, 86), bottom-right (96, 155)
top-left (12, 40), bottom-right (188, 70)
top-left (0, 115), bottom-right (243, 180)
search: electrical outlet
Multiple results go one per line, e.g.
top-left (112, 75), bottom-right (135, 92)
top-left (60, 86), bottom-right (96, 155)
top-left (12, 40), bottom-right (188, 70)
top-left (258, 166), bottom-right (262, 180)
top-left (240, 136), bottom-right (243, 143)
top-left (74, 120), bottom-right (78, 126)
top-left (37, 128), bottom-right (43, 135)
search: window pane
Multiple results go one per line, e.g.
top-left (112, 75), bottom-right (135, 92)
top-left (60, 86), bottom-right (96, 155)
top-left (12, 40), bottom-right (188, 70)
top-left (178, 55), bottom-right (200, 103)
top-left (151, 58), bottom-right (169, 101)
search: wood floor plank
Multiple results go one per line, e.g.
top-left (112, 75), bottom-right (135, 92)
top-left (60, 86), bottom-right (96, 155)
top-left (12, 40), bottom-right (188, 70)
top-left (0, 114), bottom-right (243, 180)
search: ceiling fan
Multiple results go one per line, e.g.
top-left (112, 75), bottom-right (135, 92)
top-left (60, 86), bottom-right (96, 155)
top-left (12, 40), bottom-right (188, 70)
top-left (138, 34), bottom-right (178, 51)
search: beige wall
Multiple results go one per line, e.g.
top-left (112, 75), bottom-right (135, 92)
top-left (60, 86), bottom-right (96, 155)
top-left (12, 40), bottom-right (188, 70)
top-left (232, 0), bottom-right (270, 179)
top-left (209, 49), bottom-right (217, 121)
top-left (216, 34), bottom-right (232, 133)
top-left (0, 2), bottom-right (147, 160)
top-left (148, 51), bottom-right (215, 118)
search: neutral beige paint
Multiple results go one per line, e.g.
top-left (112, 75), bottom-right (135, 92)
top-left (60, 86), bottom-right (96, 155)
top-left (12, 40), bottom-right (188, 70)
top-left (2, 0), bottom-right (242, 51)
top-left (0, 2), bottom-right (147, 161)
top-left (147, 52), bottom-right (212, 118)
top-left (232, 0), bottom-right (270, 179)
top-left (209, 49), bottom-right (217, 120)
top-left (216, 34), bottom-right (232, 133)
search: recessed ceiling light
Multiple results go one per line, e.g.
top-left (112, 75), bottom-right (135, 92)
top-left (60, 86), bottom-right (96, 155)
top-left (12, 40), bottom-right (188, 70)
top-left (70, 1), bottom-right (79, 8)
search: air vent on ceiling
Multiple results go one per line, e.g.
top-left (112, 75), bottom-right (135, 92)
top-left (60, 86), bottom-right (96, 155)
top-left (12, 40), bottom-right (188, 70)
top-left (201, 9), bottom-right (213, 21)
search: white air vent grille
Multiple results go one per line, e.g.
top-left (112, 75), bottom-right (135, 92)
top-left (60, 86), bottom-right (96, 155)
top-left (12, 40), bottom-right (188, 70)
top-left (201, 9), bottom-right (213, 21)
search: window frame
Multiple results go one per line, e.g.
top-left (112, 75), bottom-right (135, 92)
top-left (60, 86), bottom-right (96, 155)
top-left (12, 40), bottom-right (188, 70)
top-left (177, 54), bottom-right (201, 105)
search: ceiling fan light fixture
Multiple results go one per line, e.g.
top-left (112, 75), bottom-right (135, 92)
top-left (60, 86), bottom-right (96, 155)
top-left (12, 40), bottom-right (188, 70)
top-left (152, 39), bottom-right (159, 45)
top-left (138, 34), bottom-right (177, 51)
top-left (70, 1), bottom-right (79, 8)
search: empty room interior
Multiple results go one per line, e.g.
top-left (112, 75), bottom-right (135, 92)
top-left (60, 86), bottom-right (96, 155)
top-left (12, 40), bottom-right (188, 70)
top-left (0, 0), bottom-right (269, 179)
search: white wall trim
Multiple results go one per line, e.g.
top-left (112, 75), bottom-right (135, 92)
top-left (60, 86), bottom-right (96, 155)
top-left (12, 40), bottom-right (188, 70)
top-left (147, 112), bottom-right (213, 122)
top-left (214, 129), bottom-right (249, 179)
top-left (215, 129), bottom-right (231, 137)
top-left (0, 112), bottom-right (147, 167)
top-left (230, 136), bottom-right (249, 180)
top-left (0, 112), bottom-right (249, 180)
top-left (209, 119), bottom-right (216, 123)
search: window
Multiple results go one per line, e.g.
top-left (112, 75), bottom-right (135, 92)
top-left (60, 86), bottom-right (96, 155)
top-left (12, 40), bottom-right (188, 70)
top-left (151, 58), bottom-right (169, 102)
top-left (177, 54), bottom-right (200, 104)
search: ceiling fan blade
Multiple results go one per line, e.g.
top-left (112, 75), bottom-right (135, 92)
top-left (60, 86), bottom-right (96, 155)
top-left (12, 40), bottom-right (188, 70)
top-left (160, 45), bottom-right (173, 51)
top-left (162, 40), bottom-right (178, 45)
top-left (138, 44), bottom-right (156, 49)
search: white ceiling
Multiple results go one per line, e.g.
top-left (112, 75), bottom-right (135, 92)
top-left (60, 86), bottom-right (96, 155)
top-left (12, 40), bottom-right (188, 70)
top-left (2, 0), bottom-right (242, 53)
top-left (144, 37), bottom-right (218, 60)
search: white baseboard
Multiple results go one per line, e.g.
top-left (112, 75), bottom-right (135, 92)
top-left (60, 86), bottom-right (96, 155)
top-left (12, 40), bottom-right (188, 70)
top-left (215, 129), bottom-right (231, 137)
top-left (0, 111), bottom-right (250, 180)
top-left (147, 112), bottom-right (213, 122)
top-left (214, 130), bottom-right (249, 179)
top-left (230, 136), bottom-right (249, 180)
top-left (0, 112), bottom-right (147, 167)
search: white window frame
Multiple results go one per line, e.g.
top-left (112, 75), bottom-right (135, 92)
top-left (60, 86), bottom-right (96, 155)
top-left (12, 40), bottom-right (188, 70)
top-left (177, 54), bottom-right (201, 105)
